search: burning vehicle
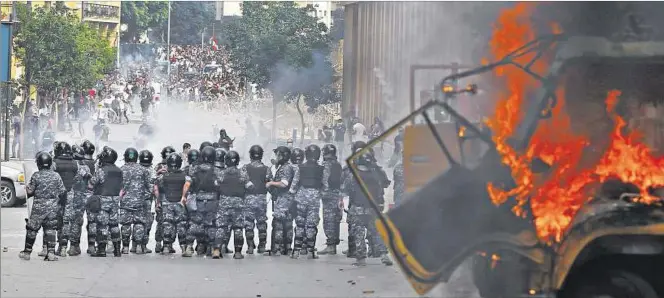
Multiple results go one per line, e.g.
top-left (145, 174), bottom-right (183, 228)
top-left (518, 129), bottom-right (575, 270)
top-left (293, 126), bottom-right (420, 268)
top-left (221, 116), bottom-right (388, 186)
top-left (348, 5), bottom-right (664, 298)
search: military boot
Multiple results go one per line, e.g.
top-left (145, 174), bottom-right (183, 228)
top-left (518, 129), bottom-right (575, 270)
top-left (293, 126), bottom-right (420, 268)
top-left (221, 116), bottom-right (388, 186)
top-left (18, 250), bottom-right (31, 261)
top-left (154, 242), bottom-right (163, 254)
top-left (67, 243), bottom-right (81, 256)
top-left (130, 241), bottom-right (137, 253)
top-left (352, 257), bottom-right (367, 267)
top-left (112, 242), bottom-right (122, 257)
top-left (45, 250), bottom-right (59, 261)
top-left (318, 245), bottom-right (337, 255)
top-left (180, 244), bottom-right (186, 254)
top-left (87, 242), bottom-right (96, 255)
top-left (91, 242), bottom-right (107, 257)
top-left (212, 248), bottom-right (221, 259)
top-left (246, 240), bottom-right (255, 255)
top-left (182, 245), bottom-right (194, 257)
top-left (290, 249), bottom-right (299, 259)
top-left (56, 245), bottom-right (67, 257)
top-left (121, 241), bottom-right (130, 254)
top-left (205, 246), bottom-right (212, 257)
top-left (308, 250), bottom-right (319, 259)
top-left (37, 245), bottom-right (48, 257)
top-left (380, 254), bottom-right (393, 266)
top-left (196, 243), bottom-right (207, 256)
top-left (300, 248), bottom-right (308, 256)
top-left (142, 244), bottom-right (152, 254)
top-left (257, 240), bottom-right (266, 254)
top-left (233, 252), bottom-right (244, 259)
top-left (135, 244), bottom-right (145, 254)
top-left (161, 244), bottom-right (171, 254)
top-left (167, 244), bottom-right (175, 254)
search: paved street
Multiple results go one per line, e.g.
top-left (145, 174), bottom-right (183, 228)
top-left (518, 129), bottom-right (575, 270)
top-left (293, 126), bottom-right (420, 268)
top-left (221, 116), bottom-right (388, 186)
top-left (1, 102), bottom-right (478, 297)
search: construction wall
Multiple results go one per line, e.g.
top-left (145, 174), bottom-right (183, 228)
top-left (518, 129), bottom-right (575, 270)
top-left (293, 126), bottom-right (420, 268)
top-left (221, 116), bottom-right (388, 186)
top-left (341, 2), bottom-right (495, 127)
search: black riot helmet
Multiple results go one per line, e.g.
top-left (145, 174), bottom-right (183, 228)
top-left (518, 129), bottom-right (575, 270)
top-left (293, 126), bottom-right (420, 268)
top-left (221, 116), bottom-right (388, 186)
top-left (101, 147), bottom-right (118, 164)
top-left (212, 142), bottom-right (221, 148)
top-left (273, 146), bottom-right (291, 165)
top-left (199, 141), bottom-right (213, 151)
top-left (36, 151), bottom-right (53, 170)
top-left (52, 141), bottom-right (60, 156)
top-left (139, 150), bottom-right (154, 166)
top-left (161, 146), bottom-right (176, 160)
top-left (322, 144), bottom-right (337, 160)
top-left (72, 145), bottom-right (85, 160)
top-left (305, 144), bottom-right (321, 162)
top-left (200, 146), bottom-right (216, 164)
top-left (351, 141), bottom-right (367, 154)
top-left (356, 152), bottom-right (374, 167)
top-left (187, 149), bottom-right (200, 164)
top-left (249, 145), bottom-right (264, 161)
top-left (54, 142), bottom-right (72, 157)
top-left (290, 148), bottom-right (305, 164)
top-left (166, 152), bottom-right (183, 171)
top-left (81, 140), bottom-right (95, 156)
top-left (124, 147), bottom-right (139, 163)
top-left (214, 148), bottom-right (227, 168)
top-left (225, 150), bottom-right (240, 167)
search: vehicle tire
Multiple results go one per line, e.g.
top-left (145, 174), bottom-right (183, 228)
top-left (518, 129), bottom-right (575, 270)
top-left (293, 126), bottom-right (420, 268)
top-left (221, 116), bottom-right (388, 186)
top-left (564, 269), bottom-right (659, 298)
top-left (1, 180), bottom-right (17, 208)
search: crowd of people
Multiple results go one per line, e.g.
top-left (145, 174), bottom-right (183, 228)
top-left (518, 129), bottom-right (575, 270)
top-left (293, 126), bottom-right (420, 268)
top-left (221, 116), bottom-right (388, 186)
top-left (166, 45), bottom-right (245, 102)
top-left (19, 130), bottom-right (403, 266)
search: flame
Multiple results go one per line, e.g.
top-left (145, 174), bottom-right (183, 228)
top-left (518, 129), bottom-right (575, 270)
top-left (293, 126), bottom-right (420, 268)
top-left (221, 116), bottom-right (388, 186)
top-left (484, 4), bottom-right (663, 243)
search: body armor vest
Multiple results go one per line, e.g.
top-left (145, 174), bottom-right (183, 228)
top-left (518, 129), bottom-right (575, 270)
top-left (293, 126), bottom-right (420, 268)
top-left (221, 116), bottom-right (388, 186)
top-left (220, 168), bottom-right (245, 197)
top-left (349, 168), bottom-right (382, 208)
top-left (327, 161), bottom-right (342, 190)
top-left (194, 165), bottom-right (217, 193)
top-left (162, 170), bottom-right (186, 202)
top-left (246, 163), bottom-right (268, 195)
top-left (54, 157), bottom-right (77, 191)
top-left (83, 158), bottom-right (96, 175)
top-left (300, 162), bottom-right (324, 189)
top-left (95, 164), bottom-right (123, 196)
top-left (71, 161), bottom-right (89, 192)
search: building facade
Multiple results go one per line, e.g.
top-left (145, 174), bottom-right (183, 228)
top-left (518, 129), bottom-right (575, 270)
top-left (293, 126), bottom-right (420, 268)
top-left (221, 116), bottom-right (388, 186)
top-left (216, 1), bottom-right (335, 29)
top-left (0, 1), bottom-right (120, 83)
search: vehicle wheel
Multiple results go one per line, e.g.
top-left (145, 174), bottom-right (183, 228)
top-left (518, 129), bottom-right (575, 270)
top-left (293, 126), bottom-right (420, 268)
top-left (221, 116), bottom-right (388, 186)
top-left (1, 180), bottom-right (17, 207)
top-left (564, 270), bottom-right (659, 298)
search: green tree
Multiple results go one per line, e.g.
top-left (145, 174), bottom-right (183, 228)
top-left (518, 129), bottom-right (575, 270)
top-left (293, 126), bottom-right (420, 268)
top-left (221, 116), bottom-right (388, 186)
top-left (221, 1), bottom-right (335, 140)
top-left (168, 1), bottom-right (216, 45)
top-left (14, 2), bottom-right (115, 98)
top-left (120, 1), bottom-right (168, 43)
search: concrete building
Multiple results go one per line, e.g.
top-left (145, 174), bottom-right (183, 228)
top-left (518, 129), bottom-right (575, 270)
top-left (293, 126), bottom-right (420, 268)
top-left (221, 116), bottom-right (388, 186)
top-left (215, 1), bottom-right (335, 30)
top-left (0, 1), bottom-right (120, 94)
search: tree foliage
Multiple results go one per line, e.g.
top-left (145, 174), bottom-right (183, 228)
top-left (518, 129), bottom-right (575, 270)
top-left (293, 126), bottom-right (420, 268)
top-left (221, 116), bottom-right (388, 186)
top-left (168, 1), bottom-right (216, 45)
top-left (13, 2), bottom-right (116, 93)
top-left (120, 1), bottom-right (168, 43)
top-left (221, 1), bottom-right (335, 108)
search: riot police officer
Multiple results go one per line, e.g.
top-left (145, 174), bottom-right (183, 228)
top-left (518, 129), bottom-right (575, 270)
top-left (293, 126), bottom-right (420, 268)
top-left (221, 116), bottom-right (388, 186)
top-left (119, 148), bottom-right (152, 254)
top-left (138, 149), bottom-right (156, 253)
top-left (318, 144), bottom-right (343, 255)
top-left (50, 142), bottom-right (78, 257)
top-left (156, 153), bottom-right (188, 254)
top-left (181, 146), bottom-right (220, 257)
top-left (265, 146), bottom-right (295, 256)
top-left (213, 150), bottom-right (252, 259)
top-left (153, 146), bottom-right (176, 253)
top-left (286, 148), bottom-right (305, 255)
top-left (19, 152), bottom-right (67, 261)
top-left (199, 141), bottom-right (213, 152)
top-left (60, 145), bottom-right (92, 256)
top-left (242, 145), bottom-right (272, 254)
top-left (290, 144), bottom-right (324, 259)
top-left (89, 147), bottom-right (123, 257)
top-left (81, 140), bottom-right (98, 254)
top-left (214, 148), bottom-right (226, 170)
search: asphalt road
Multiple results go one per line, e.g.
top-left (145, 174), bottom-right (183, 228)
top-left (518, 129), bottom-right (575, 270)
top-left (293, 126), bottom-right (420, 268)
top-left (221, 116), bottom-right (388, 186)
top-left (1, 103), bottom-right (480, 297)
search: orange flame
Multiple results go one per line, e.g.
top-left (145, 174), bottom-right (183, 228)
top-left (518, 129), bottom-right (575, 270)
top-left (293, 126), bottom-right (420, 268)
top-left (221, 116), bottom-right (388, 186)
top-left (485, 4), bottom-right (663, 243)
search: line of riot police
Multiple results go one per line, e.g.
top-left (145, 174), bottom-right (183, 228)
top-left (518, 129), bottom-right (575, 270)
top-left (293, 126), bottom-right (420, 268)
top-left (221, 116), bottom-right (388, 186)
top-left (19, 137), bottom-right (394, 266)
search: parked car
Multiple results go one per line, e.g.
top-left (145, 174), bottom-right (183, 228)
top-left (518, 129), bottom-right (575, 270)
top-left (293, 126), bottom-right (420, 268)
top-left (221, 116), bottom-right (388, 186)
top-left (1, 161), bottom-right (27, 207)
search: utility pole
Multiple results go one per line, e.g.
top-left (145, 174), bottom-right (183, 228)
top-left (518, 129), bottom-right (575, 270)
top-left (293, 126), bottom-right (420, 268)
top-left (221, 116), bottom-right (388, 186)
top-left (166, 0), bottom-right (171, 77)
